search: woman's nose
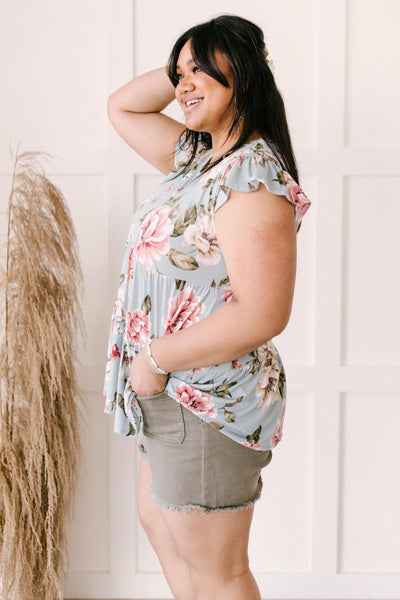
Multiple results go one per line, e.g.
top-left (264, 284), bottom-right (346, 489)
top-left (176, 75), bottom-right (195, 93)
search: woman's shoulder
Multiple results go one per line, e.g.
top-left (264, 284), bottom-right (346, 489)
top-left (212, 138), bottom-right (311, 228)
top-left (204, 137), bottom-right (281, 186)
top-left (228, 137), bottom-right (281, 164)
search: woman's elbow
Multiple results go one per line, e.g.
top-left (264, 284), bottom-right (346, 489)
top-left (107, 93), bottom-right (120, 119)
top-left (247, 303), bottom-right (293, 346)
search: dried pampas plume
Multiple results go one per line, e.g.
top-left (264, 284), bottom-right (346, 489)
top-left (0, 150), bottom-right (84, 599)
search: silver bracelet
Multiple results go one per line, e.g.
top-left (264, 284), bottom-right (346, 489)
top-left (145, 340), bottom-right (168, 375)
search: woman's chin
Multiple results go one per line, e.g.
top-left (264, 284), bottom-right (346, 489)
top-left (184, 114), bottom-right (204, 132)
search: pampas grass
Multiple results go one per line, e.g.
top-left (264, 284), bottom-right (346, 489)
top-left (0, 150), bottom-right (84, 599)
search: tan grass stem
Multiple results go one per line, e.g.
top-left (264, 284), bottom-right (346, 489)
top-left (0, 150), bottom-right (84, 600)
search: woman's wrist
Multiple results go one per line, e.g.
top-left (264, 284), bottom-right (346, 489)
top-left (108, 67), bottom-right (176, 114)
top-left (145, 340), bottom-right (168, 375)
top-left (129, 344), bottom-right (168, 397)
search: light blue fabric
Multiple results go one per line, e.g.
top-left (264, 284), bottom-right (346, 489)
top-left (103, 136), bottom-right (311, 450)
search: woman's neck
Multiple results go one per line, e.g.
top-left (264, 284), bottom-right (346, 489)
top-left (210, 130), bottom-right (261, 161)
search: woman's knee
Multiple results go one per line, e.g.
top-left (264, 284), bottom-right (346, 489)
top-left (173, 524), bottom-right (250, 579)
top-left (188, 553), bottom-right (251, 591)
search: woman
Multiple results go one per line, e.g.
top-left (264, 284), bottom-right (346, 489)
top-left (104, 14), bottom-right (310, 600)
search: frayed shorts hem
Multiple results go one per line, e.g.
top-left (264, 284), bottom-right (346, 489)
top-left (150, 474), bottom-right (263, 515)
top-left (138, 440), bottom-right (147, 457)
top-left (137, 393), bottom-right (272, 513)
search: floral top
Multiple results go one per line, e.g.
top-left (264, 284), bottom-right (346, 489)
top-left (103, 135), bottom-right (311, 451)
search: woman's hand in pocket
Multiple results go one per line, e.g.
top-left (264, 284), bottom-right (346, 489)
top-left (130, 347), bottom-right (168, 397)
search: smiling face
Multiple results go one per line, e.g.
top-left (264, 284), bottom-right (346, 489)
top-left (175, 40), bottom-right (235, 144)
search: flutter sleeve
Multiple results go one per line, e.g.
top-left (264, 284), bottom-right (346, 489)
top-left (214, 147), bottom-right (311, 231)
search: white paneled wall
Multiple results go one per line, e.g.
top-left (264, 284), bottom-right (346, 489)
top-left (0, 1), bottom-right (399, 598)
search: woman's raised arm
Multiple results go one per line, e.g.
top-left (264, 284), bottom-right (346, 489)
top-left (107, 67), bottom-right (185, 174)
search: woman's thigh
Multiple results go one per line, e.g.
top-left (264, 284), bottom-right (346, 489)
top-left (137, 453), bottom-right (165, 533)
top-left (161, 504), bottom-right (254, 577)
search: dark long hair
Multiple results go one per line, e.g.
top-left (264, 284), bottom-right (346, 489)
top-left (167, 14), bottom-right (299, 182)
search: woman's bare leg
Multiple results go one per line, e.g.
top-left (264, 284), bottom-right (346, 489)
top-left (162, 504), bottom-right (261, 600)
top-left (137, 455), bottom-right (196, 600)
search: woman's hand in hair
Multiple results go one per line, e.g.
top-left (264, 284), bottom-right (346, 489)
top-left (107, 67), bottom-right (185, 174)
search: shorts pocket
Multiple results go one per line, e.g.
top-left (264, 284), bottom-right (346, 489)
top-left (137, 391), bottom-right (185, 446)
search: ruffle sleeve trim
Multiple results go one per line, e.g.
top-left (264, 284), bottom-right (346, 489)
top-left (214, 148), bottom-right (311, 231)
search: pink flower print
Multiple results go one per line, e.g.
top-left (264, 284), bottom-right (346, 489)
top-left (136, 206), bottom-right (174, 266)
top-left (256, 372), bottom-right (279, 409)
top-left (284, 173), bottom-right (311, 220)
top-left (163, 287), bottom-right (205, 335)
top-left (257, 341), bottom-right (276, 362)
top-left (111, 344), bottom-right (120, 361)
top-left (242, 441), bottom-right (261, 450)
top-left (125, 309), bottom-right (151, 345)
top-left (256, 356), bottom-right (281, 409)
top-left (270, 401), bottom-right (286, 448)
top-left (222, 155), bottom-right (244, 181)
top-left (183, 215), bottom-right (221, 266)
top-left (175, 382), bottom-right (217, 417)
top-left (111, 287), bottom-right (125, 331)
top-left (255, 342), bottom-right (281, 408)
top-left (222, 286), bottom-right (235, 303)
top-left (126, 246), bottom-right (135, 282)
top-left (232, 361), bottom-right (242, 369)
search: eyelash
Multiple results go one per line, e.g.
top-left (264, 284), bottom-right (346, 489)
top-left (176, 66), bottom-right (201, 80)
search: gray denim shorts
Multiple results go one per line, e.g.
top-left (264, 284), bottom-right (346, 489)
top-left (137, 391), bottom-right (273, 514)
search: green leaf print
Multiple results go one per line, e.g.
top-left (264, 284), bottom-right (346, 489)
top-left (165, 195), bottom-right (182, 208)
top-left (199, 204), bottom-right (208, 219)
top-left (214, 379), bottom-right (236, 398)
top-left (253, 143), bottom-right (265, 156)
top-left (210, 280), bottom-right (217, 288)
top-left (218, 276), bottom-right (230, 287)
top-left (248, 352), bottom-right (261, 374)
top-left (246, 425), bottom-right (262, 445)
top-left (175, 279), bottom-right (186, 291)
top-left (119, 273), bottom-right (125, 285)
top-left (224, 410), bottom-right (236, 423)
top-left (248, 182), bottom-right (259, 192)
top-left (171, 160), bottom-right (191, 174)
top-left (168, 248), bottom-right (199, 271)
top-left (219, 184), bottom-right (230, 195)
top-left (199, 196), bottom-right (214, 218)
top-left (171, 206), bottom-right (197, 236)
top-left (278, 369), bottom-right (286, 399)
top-left (168, 205), bottom-right (180, 220)
top-left (202, 177), bottom-right (214, 189)
top-left (127, 422), bottom-right (136, 436)
top-left (141, 295), bottom-right (152, 315)
top-left (274, 171), bottom-right (287, 186)
top-left (250, 360), bottom-right (261, 375)
top-left (223, 396), bottom-right (243, 408)
top-left (209, 422), bottom-right (224, 431)
top-left (116, 393), bottom-right (125, 415)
